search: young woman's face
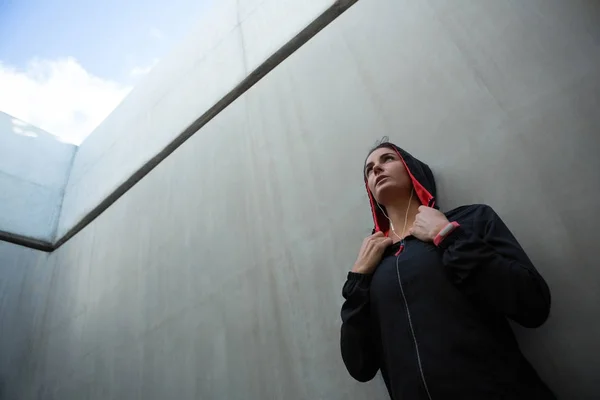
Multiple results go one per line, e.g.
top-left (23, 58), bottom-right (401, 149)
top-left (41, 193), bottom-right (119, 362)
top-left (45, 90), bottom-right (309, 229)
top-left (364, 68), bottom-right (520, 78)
top-left (364, 147), bottom-right (411, 204)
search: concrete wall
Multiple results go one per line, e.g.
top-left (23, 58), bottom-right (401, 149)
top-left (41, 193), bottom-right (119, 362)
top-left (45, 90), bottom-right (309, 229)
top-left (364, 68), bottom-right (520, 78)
top-left (1, 0), bottom-right (600, 399)
top-left (56, 0), bottom-right (351, 240)
top-left (0, 112), bottom-right (76, 244)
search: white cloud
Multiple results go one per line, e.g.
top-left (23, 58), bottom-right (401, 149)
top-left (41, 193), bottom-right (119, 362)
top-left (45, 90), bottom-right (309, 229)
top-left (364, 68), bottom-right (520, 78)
top-left (129, 58), bottom-right (159, 78)
top-left (0, 57), bottom-right (133, 145)
top-left (149, 27), bottom-right (164, 40)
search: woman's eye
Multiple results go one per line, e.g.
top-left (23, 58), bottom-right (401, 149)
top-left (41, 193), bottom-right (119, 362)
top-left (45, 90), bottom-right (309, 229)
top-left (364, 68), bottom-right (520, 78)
top-left (384, 155), bottom-right (394, 162)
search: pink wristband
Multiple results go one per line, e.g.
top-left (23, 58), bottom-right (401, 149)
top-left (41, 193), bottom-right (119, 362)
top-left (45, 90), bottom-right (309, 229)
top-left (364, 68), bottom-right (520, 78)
top-left (434, 221), bottom-right (460, 246)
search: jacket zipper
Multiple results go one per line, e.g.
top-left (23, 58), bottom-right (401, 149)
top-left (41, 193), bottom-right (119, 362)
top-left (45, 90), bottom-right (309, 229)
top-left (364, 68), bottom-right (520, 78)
top-left (395, 240), bottom-right (433, 400)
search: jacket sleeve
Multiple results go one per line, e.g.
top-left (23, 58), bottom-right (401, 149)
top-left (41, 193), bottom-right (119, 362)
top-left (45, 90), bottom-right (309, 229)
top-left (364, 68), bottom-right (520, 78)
top-left (438, 205), bottom-right (552, 328)
top-left (340, 272), bottom-right (380, 382)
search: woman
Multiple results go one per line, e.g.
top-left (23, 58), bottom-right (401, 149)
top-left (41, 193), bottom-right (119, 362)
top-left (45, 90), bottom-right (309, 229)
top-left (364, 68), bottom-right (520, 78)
top-left (340, 139), bottom-right (556, 399)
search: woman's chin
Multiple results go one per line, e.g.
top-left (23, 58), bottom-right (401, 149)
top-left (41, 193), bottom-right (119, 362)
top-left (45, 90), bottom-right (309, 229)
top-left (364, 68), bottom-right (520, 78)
top-left (374, 183), bottom-right (396, 203)
top-left (375, 184), bottom-right (409, 204)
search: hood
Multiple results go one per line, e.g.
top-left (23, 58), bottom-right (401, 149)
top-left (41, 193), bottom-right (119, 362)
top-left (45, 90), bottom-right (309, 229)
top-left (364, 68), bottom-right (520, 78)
top-left (364, 144), bottom-right (438, 235)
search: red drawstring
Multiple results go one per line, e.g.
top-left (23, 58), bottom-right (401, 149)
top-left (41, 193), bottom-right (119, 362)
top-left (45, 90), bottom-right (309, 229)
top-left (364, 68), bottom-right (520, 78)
top-left (395, 243), bottom-right (404, 256)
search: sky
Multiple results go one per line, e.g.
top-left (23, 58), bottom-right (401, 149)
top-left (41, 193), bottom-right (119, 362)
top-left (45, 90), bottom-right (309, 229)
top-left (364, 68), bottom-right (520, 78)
top-left (0, 0), bottom-right (210, 145)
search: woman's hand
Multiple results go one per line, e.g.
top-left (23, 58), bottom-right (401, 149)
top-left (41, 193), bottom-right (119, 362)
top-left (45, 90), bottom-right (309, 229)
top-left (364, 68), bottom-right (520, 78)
top-left (352, 232), bottom-right (393, 274)
top-left (409, 206), bottom-right (450, 242)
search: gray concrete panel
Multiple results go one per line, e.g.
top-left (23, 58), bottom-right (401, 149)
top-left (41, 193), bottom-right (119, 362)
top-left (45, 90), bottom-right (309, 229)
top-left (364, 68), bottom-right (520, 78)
top-left (57, 0), bottom-right (340, 241)
top-left (0, 242), bottom-right (53, 398)
top-left (1, 0), bottom-right (599, 399)
top-left (240, 0), bottom-right (337, 71)
top-left (57, 28), bottom-right (248, 238)
top-left (0, 173), bottom-right (63, 241)
top-left (64, 0), bottom-right (240, 187)
top-left (0, 112), bottom-right (76, 242)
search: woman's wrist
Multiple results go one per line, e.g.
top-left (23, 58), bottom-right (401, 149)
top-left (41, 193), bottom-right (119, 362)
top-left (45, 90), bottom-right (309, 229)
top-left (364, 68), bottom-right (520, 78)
top-left (351, 264), bottom-right (369, 274)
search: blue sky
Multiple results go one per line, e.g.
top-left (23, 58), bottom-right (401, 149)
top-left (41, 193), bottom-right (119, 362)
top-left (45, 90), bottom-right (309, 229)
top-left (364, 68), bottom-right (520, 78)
top-left (0, 0), bottom-right (210, 144)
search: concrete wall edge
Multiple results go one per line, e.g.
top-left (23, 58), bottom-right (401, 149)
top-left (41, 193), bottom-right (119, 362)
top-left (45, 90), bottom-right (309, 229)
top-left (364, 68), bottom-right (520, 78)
top-left (0, 230), bottom-right (54, 252)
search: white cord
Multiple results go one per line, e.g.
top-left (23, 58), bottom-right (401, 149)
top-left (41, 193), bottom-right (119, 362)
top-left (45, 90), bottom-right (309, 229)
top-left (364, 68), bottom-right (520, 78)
top-left (379, 189), bottom-right (432, 398)
top-left (376, 189), bottom-right (413, 241)
top-left (396, 254), bottom-right (433, 400)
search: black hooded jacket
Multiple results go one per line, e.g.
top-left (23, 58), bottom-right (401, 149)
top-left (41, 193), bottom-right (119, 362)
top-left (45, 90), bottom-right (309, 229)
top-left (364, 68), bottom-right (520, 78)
top-left (340, 145), bottom-right (555, 399)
